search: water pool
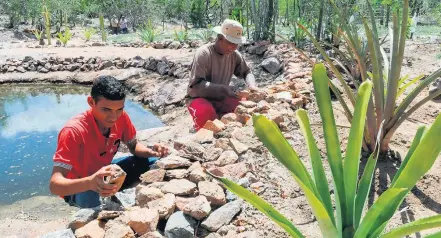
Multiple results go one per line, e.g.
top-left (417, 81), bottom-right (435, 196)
top-left (0, 84), bottom-right (163, 205)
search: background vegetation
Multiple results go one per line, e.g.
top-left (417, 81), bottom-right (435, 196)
top-left (0, 0), bottom-right (439, 42)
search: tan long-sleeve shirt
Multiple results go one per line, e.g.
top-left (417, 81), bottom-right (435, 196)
top-left (187, 43), bottom-right (251, 100)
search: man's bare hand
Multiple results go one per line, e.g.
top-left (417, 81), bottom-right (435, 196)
top-left (150, 144), bottom-right (169, 158)
top-left (224, 85), bottom-right (238, 98)
top-left (88, 165), bottom-right (117, 197)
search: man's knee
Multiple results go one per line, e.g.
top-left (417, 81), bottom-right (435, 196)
top-left (188, 98), bottom-right (218, 130)
top-left (188, 98), bottom-right (217, 116)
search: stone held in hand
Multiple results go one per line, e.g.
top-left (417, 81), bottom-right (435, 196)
top-left (104, 164), bottom-right (127, 194)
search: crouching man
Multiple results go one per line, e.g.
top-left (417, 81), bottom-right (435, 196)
top-left (187, 19), bottom-right (260, 131)
top-left (49, 76), bottom-right (169, 208)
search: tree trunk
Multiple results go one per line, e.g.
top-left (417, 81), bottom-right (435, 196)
top-left (246, 0), bottom-right (250, 39)
top-left (316, 0), bottom-right (325, 40)
top-left (380, 5), bottom-right (384, 26)
top-left (285, 0), bottom-right (289, 25)
top-left (250, 0), bottom-right (259, 40)
top-left (8, 15), bottom-right (14, 29)
top-left (386, 5), bottom-right (390, 26)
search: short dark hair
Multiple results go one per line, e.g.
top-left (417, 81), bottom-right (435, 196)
top-left (91, 76), bottom-right (126, 101)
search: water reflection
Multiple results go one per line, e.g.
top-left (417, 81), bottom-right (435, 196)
top-left (0, 85), bottom-right (163, 205)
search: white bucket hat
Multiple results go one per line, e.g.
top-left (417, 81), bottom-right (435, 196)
top-left (213, 19), bottom-right (246, 44)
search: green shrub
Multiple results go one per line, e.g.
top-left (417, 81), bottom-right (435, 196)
top-left (195, 26), bottom-right (213, 43)
top-left (56, 28), bottom-right (73, 46)
top-left (32, 29), bottom-right (43, 41)
top-left (173, 29), bottom-right (189, 42)
top-left (212, 63), bottom-right (441, 237)
top-left (137, 20), bottom-right (161, 43)
top-left (300, 0), bottom-right (441, 152)
top-left (84, 28), bottom-right (97, 42)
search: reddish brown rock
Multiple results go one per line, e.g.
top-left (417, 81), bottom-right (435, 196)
top-left (140, 169), bottom-right (166, 184)
top-left (220, 113), bottom-right (239, 124)
top-left (198, 181), bottom-right (226, 205)
top-left (147, 193), bottom-right (176, 219)
top-left (126, 207), bottom-right (159, 235)
top-left (75, 220), bottom-right (105, 238)
top-left (182, 195), bottom-right (211, 220)
top-left (203, 119), bottom-right (226, 133)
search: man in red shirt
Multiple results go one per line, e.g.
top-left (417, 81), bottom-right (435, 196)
top-left (49, 76), bottom-right (168, 208)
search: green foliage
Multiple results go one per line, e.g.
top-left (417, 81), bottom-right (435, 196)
top-left (56, 28), bottom-right (73, 46)
top-left (190, 0), bottom-right (205, 28)
top-left (84, 28), bottom-right (97, 42)
top-left (137, 20), bottom-right (162, 43)
top-left (32, 30), bottom-right (43, 41)
top-left (212, 63), bottom-right (441, 237)
top-left (301, 0), bottom-right (441, 152)
top-left (195, 26), bottom-right (213, 42)
top-left (99, 14), bottom-right (107, 42)
top-left (173, 29), bottom-right (189, 42)
top-left (290, 19), bottom-right (310, 47)
top-left (43, 4), bottom-right (52, 45)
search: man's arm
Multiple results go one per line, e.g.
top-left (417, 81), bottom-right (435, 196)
top-left (50, 166), bottom-right (116, 197)
top-left (234, 53), bottom-right (258, 90)
top-left (245, 73), bottom-right (258, 90)
top-left (49, 127), bottom-right (116, 197)
top-left (126, 139), bottom-right (169, 158)
top-left (189, 80), bottom-right (234, 100)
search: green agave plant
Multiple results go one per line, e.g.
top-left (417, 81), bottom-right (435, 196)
top-left (299, 0), bottom-right (441, 153)
top-left (56, 28), bottom-right (72, 46)
top-left (84, 28), bottom-right (97, 42)
top-left (212, 63), bottom-right (441, 237)
top-left (138, 20), bottom-right (162, 43)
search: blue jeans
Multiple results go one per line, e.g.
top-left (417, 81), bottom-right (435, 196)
top-left (64, 156), bottom-right (158, 208)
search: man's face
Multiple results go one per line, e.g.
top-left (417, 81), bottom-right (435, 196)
top-left (218, 36), bottom-right (238, 55)
top-left (88, 96), bottom-right (125, 128)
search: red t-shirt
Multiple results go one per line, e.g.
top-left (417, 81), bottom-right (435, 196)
top-left (53, 109), bottom-right (136, 179)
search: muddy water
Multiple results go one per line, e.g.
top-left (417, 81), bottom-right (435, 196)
top-left (0, 84), bottom-right (163, 205)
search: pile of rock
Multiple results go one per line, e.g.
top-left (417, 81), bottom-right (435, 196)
top-left (113, 40), bottom-right (204, 50)
top-left (41, 88), bottom-right (309, 238)
top-left (0, 56), bottom-right (189, 78)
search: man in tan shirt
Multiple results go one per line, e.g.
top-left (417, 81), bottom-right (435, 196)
top-left (187, 19), bottom-right (258, 131)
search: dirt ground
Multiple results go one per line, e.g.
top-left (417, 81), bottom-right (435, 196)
top-left (0, 23), bottom-right (440, 238)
